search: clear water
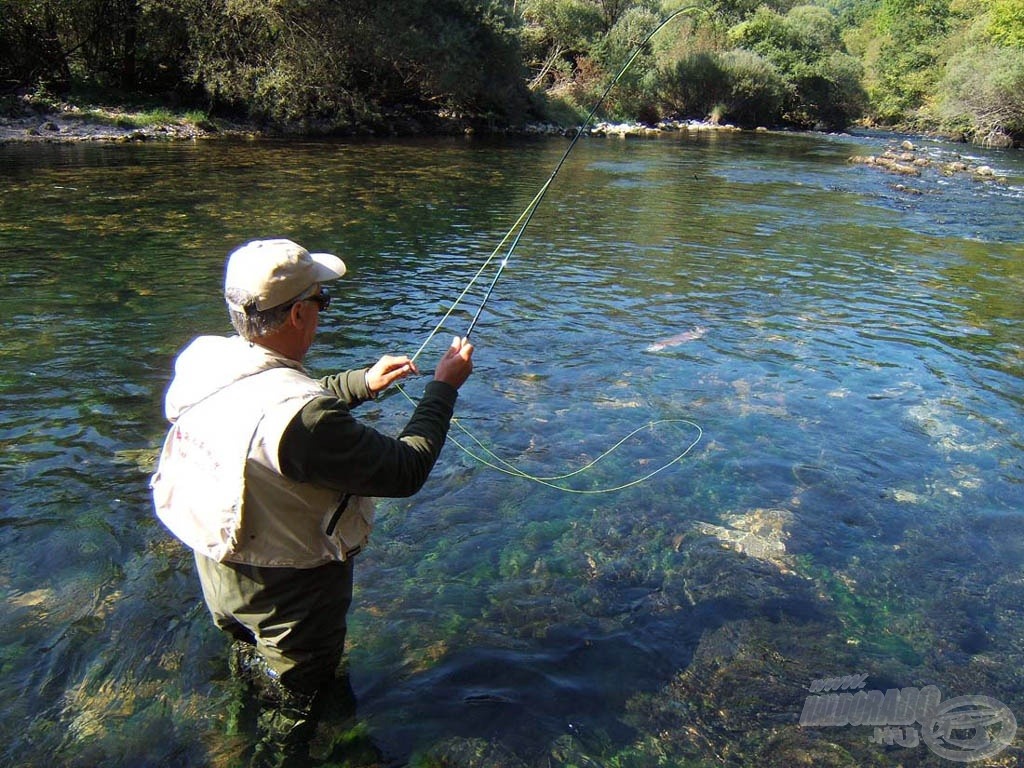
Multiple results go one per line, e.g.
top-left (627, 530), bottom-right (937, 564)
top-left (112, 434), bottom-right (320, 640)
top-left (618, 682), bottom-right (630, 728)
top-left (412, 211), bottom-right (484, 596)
top-left (1, 130), bottom-right (1022, 767)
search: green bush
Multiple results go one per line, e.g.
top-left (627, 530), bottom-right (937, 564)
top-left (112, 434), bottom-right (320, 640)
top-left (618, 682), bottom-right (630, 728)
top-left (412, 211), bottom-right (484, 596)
top-left (724, 5), bottom-right (863, 129)
top-left (788, 51), bottom-right (866, 129)
top-left (658, 48), bottom-right (786, 127)
top-left (939, 43), bottom-right (1024, 144)
top-left (595, 6), bottom-right (663, 120)
top-left (719, 48), bottom-right (788, 127)
top-left (0, 0), bottom-right (73, 93)
top-left (658, 52), bottom-right (730, 119)
top-left (988, 0), bottom-right (1024, 48)
top-left (0, 0), bottom-right (1014, 140)
top-left (862, 0), bottom-right (950, 122)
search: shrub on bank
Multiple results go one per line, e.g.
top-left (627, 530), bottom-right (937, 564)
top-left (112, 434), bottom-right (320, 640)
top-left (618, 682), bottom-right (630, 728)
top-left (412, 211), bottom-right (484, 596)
top-left (938, 43), bottom-right (1024, 147)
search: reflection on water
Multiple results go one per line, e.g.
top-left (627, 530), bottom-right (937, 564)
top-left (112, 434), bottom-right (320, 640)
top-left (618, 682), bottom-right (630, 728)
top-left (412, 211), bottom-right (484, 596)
top-left (1, 131), bottom-right (1022, 766)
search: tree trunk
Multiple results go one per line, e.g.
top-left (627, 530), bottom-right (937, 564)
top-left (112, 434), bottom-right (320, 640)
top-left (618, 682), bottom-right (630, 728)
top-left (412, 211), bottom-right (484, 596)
top-left (121, 0), bottom-right (138, 90)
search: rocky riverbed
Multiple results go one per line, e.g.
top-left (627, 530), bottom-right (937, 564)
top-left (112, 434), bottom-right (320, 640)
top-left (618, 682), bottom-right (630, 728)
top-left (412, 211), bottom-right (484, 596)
top-left (848, 138), bottom-right (1010, 189)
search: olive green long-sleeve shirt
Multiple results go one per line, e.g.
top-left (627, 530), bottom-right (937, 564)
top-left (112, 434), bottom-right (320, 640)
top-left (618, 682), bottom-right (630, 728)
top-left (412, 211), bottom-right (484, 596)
top-left (278, 369), bottom-right (459, 498)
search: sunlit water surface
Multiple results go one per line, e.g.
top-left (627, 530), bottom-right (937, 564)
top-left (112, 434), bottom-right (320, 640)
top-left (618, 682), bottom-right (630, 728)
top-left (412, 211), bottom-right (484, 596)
top-left (1, 130), bottom-right (1022, 767)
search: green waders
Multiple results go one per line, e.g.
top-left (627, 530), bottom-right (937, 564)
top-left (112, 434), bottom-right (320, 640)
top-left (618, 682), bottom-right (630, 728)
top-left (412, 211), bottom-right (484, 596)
top-left (195, 553), bottom-right (354, 767)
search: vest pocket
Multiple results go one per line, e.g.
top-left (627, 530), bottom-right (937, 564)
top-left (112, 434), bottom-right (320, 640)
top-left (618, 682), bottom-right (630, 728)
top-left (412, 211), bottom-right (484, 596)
top-left (325, 494), bottom-right (352, 536)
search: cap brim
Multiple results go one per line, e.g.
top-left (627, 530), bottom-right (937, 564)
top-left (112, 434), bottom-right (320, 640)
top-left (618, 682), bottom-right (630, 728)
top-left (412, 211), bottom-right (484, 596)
top-left (310, 252), bottom-right (347, 282)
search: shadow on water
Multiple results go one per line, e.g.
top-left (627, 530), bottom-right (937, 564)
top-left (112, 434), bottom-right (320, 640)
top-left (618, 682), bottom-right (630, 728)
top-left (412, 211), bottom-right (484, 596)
top-left (355, 539), bottom-right (831, 765)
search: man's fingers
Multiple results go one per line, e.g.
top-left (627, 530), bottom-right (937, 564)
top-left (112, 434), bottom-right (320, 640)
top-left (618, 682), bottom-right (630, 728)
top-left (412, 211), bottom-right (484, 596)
top-left (379, 355), bottom-right (416, 374)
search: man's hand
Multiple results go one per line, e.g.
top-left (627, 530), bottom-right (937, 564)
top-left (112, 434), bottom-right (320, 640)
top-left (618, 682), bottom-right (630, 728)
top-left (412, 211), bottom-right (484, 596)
top-left (434, 336), bottom-right (474, 389)
top-left (366, 355), bottom-right (419, 395)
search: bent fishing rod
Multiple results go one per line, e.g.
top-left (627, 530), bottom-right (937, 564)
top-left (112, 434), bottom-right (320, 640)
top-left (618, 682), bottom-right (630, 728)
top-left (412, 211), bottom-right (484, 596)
top-left (398, 8), bottom-right (709, 490)
top-left (408, 4), bottom-right (705, 368)
top-left (460, 5), bottom-right (707, 341)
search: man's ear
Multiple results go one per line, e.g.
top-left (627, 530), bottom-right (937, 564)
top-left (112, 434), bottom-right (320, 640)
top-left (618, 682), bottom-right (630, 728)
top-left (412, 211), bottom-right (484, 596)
top-left (289, 300), bottom-right (308, 328)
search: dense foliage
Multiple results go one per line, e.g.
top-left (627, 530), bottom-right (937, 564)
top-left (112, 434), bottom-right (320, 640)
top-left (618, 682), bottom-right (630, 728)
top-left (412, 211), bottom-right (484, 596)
top-left (1, 0), bottom-right (1021, 143)
top-left (0, 0), bottom-right (531, 131)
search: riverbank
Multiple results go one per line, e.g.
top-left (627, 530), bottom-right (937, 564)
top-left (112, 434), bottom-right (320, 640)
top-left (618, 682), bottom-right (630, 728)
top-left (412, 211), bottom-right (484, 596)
top-left (0, 103), bottom-right (250, 144)
top-left (5, 101), bottom-right (1015, 152)
top-left (0, 100), bottom-right (754, 145)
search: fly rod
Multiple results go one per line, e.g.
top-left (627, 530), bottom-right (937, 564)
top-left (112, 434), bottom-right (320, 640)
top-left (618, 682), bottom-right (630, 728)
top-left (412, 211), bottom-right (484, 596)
top-left (462, 5), bottom-right (705, 340)
top-left (397, 8), bottom-right (708, 490)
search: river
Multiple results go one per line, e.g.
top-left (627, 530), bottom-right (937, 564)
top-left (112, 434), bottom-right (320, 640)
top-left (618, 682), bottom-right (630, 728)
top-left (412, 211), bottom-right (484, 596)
top-left (1, 129), bottom-right (1022, 766)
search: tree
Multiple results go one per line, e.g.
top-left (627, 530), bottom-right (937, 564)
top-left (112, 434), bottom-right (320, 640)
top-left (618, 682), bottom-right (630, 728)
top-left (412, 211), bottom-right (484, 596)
top-left (988, 0), bottom-right (1024, 47)
top-left (786, 5), bottom-right (843, 52)
top-left (174, 0), bottom-right (529, 126)
top-left (726, 5), bottom-right (864, 128)
top-left (658, 48), bottom-right (787, 126)
top-left (0, 0), bottom-right (74, 93)
top-left (659, 52), bottom-right (731, 117)
top-left (593, 4), bottom-right (661, 119)
top-left (389, 0), bottom-right (530, 119)
top-left (788, 50), bottom-right (866, 128)
top-left (939, 43), bottom-right (1024, 145)
top-left (1, 0), bottom-right (190, 97)
top-left (519, 0), bottom-right (608, 88)
top-left (708, 0), bottom-right (800, 26)
top-left (718, 48), bottom-right (788, 125)
top-left (867, 0), bottom-right (950, 120)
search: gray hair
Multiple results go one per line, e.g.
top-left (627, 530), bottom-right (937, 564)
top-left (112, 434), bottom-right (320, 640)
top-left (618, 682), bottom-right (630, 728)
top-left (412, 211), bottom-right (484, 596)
top-left (226, 289), bottom-right (293, 341)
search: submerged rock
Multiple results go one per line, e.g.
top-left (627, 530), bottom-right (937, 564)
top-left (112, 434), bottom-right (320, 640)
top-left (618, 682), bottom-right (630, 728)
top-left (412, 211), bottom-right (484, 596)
top-left (113, 447), bottom-right (159, 473)
top-left (850, 141), bottom-right (1010, 186)
top-left (849, 154), bottom-right (921, 176)
top-left (693, 508), bottom-right (794, 570)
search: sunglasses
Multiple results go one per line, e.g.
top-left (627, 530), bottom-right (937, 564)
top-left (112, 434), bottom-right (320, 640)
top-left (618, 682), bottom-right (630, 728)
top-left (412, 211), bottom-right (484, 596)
top-left (284, 286), bottom-right (331, 312)
top-left (306, 287), bottom-right (331, 311)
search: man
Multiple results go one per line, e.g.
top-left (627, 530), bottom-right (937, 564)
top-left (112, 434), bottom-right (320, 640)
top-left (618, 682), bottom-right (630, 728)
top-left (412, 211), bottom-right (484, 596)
top-left (150, 238), bottom-right (474, 765)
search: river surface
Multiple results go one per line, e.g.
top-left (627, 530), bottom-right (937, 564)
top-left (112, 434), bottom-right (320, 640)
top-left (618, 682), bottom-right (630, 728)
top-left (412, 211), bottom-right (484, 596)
top-left (1, 130), bottom-right (1022, 767)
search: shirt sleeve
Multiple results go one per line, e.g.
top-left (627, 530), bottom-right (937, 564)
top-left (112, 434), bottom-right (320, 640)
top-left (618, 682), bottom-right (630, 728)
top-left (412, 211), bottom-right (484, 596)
top-left (317, 369), bottom-right (375, 407)
top-left (278, 380), bottom-right (459, 497)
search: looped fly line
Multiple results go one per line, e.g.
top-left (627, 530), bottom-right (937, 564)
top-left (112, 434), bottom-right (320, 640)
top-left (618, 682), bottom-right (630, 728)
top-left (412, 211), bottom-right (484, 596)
top-left (397, 6), bottom-right (709, 492)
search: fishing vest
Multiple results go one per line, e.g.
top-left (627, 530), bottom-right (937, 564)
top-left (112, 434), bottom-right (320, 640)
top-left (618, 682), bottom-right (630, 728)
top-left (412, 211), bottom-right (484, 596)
top-left (151, 366), bottom-right (374, 567)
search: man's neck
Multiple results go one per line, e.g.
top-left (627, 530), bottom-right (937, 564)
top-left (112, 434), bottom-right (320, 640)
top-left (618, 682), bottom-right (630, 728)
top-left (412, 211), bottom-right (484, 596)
top-left (252, 333), bottom-right (304, 364)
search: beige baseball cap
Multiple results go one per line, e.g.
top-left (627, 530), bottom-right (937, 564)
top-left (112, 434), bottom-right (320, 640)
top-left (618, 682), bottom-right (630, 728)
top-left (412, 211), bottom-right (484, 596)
top-left (224, 238), bottom-right (347, 311)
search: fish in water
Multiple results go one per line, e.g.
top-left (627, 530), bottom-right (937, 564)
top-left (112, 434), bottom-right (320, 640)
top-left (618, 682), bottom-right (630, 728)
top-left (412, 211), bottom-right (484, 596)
top-left (646, 326), bottom-right (707, 352)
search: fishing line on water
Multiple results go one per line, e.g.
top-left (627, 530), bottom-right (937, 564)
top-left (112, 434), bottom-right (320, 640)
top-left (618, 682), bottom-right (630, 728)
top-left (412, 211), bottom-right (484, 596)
top-left (447, 418), bottom-right (704, 494)
top-left (395, 6), bottom-right (708, 493)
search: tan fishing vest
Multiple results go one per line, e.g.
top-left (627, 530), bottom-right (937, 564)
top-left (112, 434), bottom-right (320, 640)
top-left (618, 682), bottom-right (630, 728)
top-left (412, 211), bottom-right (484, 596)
top-left (151, 366), bottom-right (374, 567)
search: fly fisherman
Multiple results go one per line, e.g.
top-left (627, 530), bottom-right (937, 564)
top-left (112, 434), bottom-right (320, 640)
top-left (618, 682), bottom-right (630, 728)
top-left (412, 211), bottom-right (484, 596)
top-left (150, 238), bottom-right (474, 766)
